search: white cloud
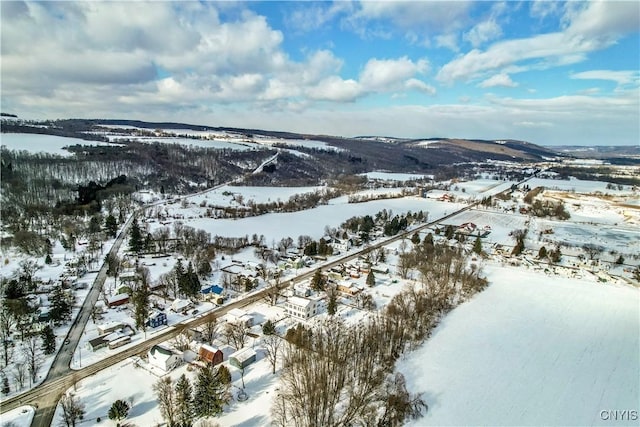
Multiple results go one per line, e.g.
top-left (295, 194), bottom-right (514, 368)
top-left (464, 19), bottom-right (502, 47)
top-left (437, 1), bottom-right (639, 84)
top-left (306, 77), bottom-right (362, 102)
top-left (570, 70), bottom-right (639, 86)
top-left (405, 79), bottom-right (437, 95)
top-left (478, 73), bottom-right (518, 88)
top-left (436, 34), bottom-right (459, 52)
top-left (360, 57), bottom-right (429, 91)
top-left (355, 1), bottom-right (472, 31)
top-left (530, 0), bottom-right (561, 21)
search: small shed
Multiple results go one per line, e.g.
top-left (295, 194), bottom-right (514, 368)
top-left (107, 293), bottom-right (129, 308)
top-left (148, 345), bottom-right (182, 372)
top-left (229, 347), bottom-right (256, 369)
top-left (199, 344), bottom-right (224, 366)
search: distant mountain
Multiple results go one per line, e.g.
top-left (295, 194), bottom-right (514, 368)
top-left (3, 117), bottom-right (566, 168)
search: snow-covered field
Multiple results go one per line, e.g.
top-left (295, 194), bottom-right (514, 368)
top-left (182, 185), bottom-right (326, 207)
top-left (151, 197), bottom-right (463, 243)
top-left (527, 178), bottom-right (636, 194)
top-left (398, 264), bottom-right (639, 426)
top-left (361, 171), bottom-right (433, 181)
top-left (106, 135), bottom-right (255, 151)
top-left (0, 133), bottom-right (120, 156)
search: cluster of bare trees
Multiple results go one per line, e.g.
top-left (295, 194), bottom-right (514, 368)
top-left (273, 239), bottom-right (488, 426)
top-left (273, 317), bottom-right (427, 427)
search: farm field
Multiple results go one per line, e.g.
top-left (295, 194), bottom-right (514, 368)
top-left (398, 263), bottom-right (640, 426)
top-left (0, 133), bottom-right (122, 156)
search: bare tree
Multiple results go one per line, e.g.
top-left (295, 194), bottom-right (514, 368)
top-left (263, 334), bottom-right (283, 374)
top-left (0, 307), bottom-right (15, 367)
top-left (263, 274), bottom-right (282, 306)
top-left (171, 328), bottom-right (191, 352)
top-left (22, 333), bottom-right (41, 386)
top-left (12, 362), bottom-right (27, 390)
top-left (223, 322), bottom-right (248, 349)
top-left (202, 317), bottom-right (220, 343)
top-left (60, 392), bottom-right (85, 427)
top-left (153, 376), bottom-right (177, 427)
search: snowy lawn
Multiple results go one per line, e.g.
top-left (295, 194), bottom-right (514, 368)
top-left (0, 405), bottom-right (35, 427)
top-left (398, 264), bottom-right (640, 426)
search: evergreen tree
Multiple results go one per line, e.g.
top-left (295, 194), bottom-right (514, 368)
top-left (378, 248), bottom-right (386, 263)
top-left (327, 291), bottom-right (337, 316)
top-left (128, 217), bottom-right (143, 254)
top-left (538, 246), bottom-right (548, 259)
top-left (310, 269), bottom-right (325, 292)
top-left (45, 253), bottom-right (52, 265)
top-left (473, 236), bottom-right (483, 255)
top-left (50, 285), bottom-right (73, 326)
top-left (175, 374), bottom-right (194, 427)
top-left (108, 399), bottom-right (130, 425)
top-left (366, 270), bottom-right (376, 287)
top-left (133, 284), bottom-right (151, 333)
top-left (193, 364), bottom-right (228, 418)
top-left (444, 225), bottom-right (455, 240)
top-left (104, 214), bottom-right (118, 238)
top-left (1, 374), bottom-right (9, 395)
top-left (40, 325), bottom-right (56, 355)
top-left (411, 233), bottom-right (421, 245)
top-left (262, 319), bottom-right (276, 336)
top-left (179, 262), bottom-right (200, 298)
top-left (615, 255), bottom-right (624, 265)
top-left (88, 215), bottom-right (102, 234)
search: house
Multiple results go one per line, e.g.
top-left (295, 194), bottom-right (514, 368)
top-left (285, 296), bottom-right (319, 319)
top-left (119, 269), bottom-right (139, 284)
top-left (330, 239), bottom-right (351, 254)
top-left (170, 298), bottom-right (193, 313)
top-left (226, 308), bottom-right (254, 327)
top-left (147, 311), bottom-right (168, 328)
top-left (107, 293), bottom-right (129, 308)
top-left (198, 344), bottom-right (223, 365)
top-left (97, 321), bottom-right (125, 336)
top-left (148, 345), bottom-right (182, 371)
top-left (337, 281), bottom-right (362, 296)
top-left (201, 284), bottom-right (224, 296)
top-left (229, 347), bottom-right (256, 369)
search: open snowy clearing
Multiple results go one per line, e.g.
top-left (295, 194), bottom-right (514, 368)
top-left (0, 133), bottom-right (121, 157)
top-left (149, 197), bottom-right (463, 243)
top-left (398, 263), bottom-right (639, 427)
top-left (105, 135), bottom-right (255, 151)
top-left (527, 178), bottom-right (636, 194)
top-left (361, 171), bottom-right (433, 181)
top-left (182, 185), bottom-right (327, 207)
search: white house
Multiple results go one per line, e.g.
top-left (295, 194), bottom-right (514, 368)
top-left (285, 296), bottom-right (319, 319)
top-left (170, 298), bottom-right (193, 313)
top-left (226, 308), bottom-right (254, 327)
top-left (148, 345), bottom-right (182, 371)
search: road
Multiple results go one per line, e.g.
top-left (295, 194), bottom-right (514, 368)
top-left (1, 177), bottom-right (525, 426)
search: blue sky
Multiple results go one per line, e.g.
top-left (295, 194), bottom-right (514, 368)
top-left (1, 1), bottom-right (638, 145)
